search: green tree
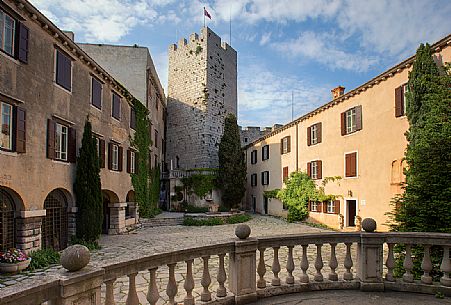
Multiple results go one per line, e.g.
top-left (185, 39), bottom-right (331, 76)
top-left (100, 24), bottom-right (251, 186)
top-left (218, 114), bottom-right (246, 209)
top-left (74, 119), bottom-right (102, 242)
top-left (390, 43), bottom-right (451, 233)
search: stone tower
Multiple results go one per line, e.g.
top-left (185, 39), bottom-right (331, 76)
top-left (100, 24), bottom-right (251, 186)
top-left (166, 27), bottom-right (237, 170)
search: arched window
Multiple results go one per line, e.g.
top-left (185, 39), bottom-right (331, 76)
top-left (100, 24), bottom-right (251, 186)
top-left (0, 189), bottom-right (15, 250)
top-left (42, 190), bottom-right (68, 251)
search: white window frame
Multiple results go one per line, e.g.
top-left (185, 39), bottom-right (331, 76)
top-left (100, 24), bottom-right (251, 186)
top-left (251, 173), bottom-right (257, 187)
top-left (311, 124), bottom-right (318, 145)
top-left (346, 108), bottom-right (356, 134)
top-left (402, 84), bottom-right (408, 116)
top-left (55, 123), bottom-right (68, 161)
top-left (311, 161), bottom-right (318, 180)
top-left (311, 201), bottom-right (318, 212)
top-left (112, 144), bottom-right (119, 170)
top-left (327, 200), bottom-right (335, 213)
top-left (0, 11), bottom-right (15, 56)
top-left (130, 151), bottom-right (136, 174)
top-left (262, 145), bottom-right (269, 160)
top-left (251, 150), bottom-right (257, 164)
top-left (262, 171), bottom-right (269, 185)
top-left (0, 102), bottom-right (13, 150)
top-left (282, 137), bottom-right (289, 154)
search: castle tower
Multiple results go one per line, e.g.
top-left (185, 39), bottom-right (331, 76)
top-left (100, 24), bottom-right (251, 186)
top-left (167, 27), bottom-right (237, 170)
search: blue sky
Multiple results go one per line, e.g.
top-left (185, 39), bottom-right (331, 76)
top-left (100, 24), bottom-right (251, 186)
top-left (30, 0), bottom-right (451, 127)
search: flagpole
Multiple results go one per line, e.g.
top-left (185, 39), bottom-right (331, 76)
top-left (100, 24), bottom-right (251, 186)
top-left (203, 7), bottom-right (205, 28)
top-left (229, 5), bottom-right (232, 46)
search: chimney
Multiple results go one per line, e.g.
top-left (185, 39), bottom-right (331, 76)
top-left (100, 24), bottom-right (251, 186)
top-left (331, 86), bottom-right (345, 99)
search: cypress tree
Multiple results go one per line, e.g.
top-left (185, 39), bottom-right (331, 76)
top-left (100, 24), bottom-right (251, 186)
top-left (391, 43), bottom-right (451, 233)
top-left (218, 114), bottom-right (246, 209)
top-left (74, 119), bottom-right (102, 242)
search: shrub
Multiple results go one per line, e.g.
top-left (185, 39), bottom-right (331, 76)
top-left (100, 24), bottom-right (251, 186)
top-left (28, 248), bottom-right (60, 271)
top-left (71, 236), bottom-right (101, 251)
top-left (183, 217), bottom-right (224, 226)
top-left (184, 205), bottom-right (209, 213)
top-left (226, 214), bottom-right (251, 224)
top-left (219, 206), bottom-right (230, 212)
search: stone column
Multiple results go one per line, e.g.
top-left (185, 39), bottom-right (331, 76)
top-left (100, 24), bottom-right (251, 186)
top-left (358, 218), bottom-right (384, 292)
top-left (228, 225), bottom-right (258, 304)
top-left (108, 202), bottom-right (127, 234)
top-left (67, 207), bottom-right (78, 240)
top-left (15, 210), bottom-right (46, 254)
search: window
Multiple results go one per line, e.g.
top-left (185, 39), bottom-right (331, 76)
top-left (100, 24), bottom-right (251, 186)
top-left (155, 130), bottom-right (158, 148)
top-left (112, 92), bottom-right (121, 120)
top-left (127, 149), bottom-right (136, 174)
top-left (108, 142), bottom-right (122, 171)
top-left (345, 152), bottom-right (357, 177)
top-left (251, 150), bottom-right (257, 164)
top-left (261, 171), bottom-right (269, 185)
top-left (341, 106), bottom-right (362, 135)
top-left (155, 154), bottom-right (158, 169)
top-left (326, 200), bottom-right (340, 214)
top-left (55, 123), bottom-right (68, 161)
top-left (281, 136), bottom-right (291, 154)
top-left (307, 160), bottom-right (322, 180)
top-left (91, 77), bottom-right (102, 109)
top-left (283, 166), bottom-right (289, 182)
top-left (251, 173), bottom-right (257, 187)
top-left (112, 144), bottom-right (119, 170)
top-left (244, 137), bottom-right (248, 143)
top-left (310, 201), bottom-right (319, 212)
top-left (262, 145), bottom-right (269, 160)
top-left (130, 107), bottom-right (136, 129)
top-left (307, 123), bottom-right (322, 146)
top-left (95, 137), bottom-right (105, 168)
top-left (395, 84), bottom-right (408, 117)
top-left (0, 10), bottom-right (15, 56)
top-left (327, 201), bottom-right (335, 213)
top-left (1, 102), bottom-right (12, 150)
top-left (55, 49), bottom-right (72, 91)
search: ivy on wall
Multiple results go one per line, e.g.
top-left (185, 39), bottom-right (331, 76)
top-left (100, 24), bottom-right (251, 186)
top-left (181, 170), bottom-right (217, 198)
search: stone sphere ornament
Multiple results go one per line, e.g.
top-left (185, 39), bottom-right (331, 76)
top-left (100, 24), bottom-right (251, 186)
top-left (362, 218), bottom-right (377, 233)
top-left (235, 224), bottom-right (251, 239)
top-left (61, 244), bottom-right (91, 272)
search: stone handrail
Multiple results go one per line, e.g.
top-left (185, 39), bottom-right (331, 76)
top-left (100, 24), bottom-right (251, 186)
top-left (1, 222), bottom-right (450, 304)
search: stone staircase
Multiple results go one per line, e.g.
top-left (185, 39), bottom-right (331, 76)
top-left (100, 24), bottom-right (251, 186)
top-left (140, 213), bottom-right (185, 228)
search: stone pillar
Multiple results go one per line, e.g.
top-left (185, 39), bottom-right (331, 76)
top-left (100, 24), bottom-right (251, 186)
top-left (53, 267), bottom-right (104, 305)
top-left (228, 225), bottom-right (258, 304)
top-left (67, 207), bottom-right (78, 240)
top-left (108, 202), bottom-right (126, 234)
top-left (358, 218), bottom-right (384, 292)
top-left (15, 210), bottom-right (46, 254)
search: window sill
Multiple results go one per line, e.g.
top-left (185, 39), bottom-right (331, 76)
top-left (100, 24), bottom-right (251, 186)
top-left (90, 104), bottom-right (102, 112)
top-left (53, 82), bottom-right (72, 95)
top-left (344, 175), bottom-right (358, 179)
top-left (112, 116), bottom-right (121, 123)
top-left (0, 149), bottom-right (17, 156)
top-left (0, 50), bottom-right (20, 65)
top-left (52, 160), bottom-right (70, 165)
top-left (109, 169), bottom-right (122, 173)
top-left (342, 130), bottom-right (360, 137)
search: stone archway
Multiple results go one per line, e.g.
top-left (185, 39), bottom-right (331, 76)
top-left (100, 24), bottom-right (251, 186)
top-left (125, 190), bottom-right (135, 219)
top-left (101, 190), bottom-right (119, 234)
top-left (0, 187), bottom-right (18, 250)
top-left (42, 189), bottom-right (69, 251)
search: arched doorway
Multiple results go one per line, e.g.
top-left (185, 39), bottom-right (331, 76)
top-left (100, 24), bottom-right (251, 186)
top-left (42, 189), bottom-right (68, 251)
top-left (0, 188), bottom-right (15, 250)
top-left (125, 190), bottom-right (135, 219)
top-left (101, 190), bottom-right (119, 234)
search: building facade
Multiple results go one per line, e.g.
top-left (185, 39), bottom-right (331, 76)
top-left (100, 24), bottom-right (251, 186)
top-left (239, 124), bottom-right (283, 147)
top-left (244, 35), bottom-right (451, 231)
top-left (166, 27), bottom-right (237, 170)
top-left (77, 44), bottom-right (166, 171)
top-left (0, 0), bottom-right (140, 252)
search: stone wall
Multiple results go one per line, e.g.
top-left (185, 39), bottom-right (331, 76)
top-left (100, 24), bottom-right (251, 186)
top-left (240, 125), bottom-right (283, 147)
top-left (166, 27), bottom-right (237, 170)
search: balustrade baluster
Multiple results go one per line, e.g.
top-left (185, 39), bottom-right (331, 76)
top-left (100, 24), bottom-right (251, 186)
top-left (328, 243), bottom-right (338, 281)
top-left (257, 248), bottom-right (267, 288)
top-left (385, 243), bottom-right (395, 282)
top-left (201, 256), bottom-right (212, 302)
top-left (126, 272), bottom-right (139, 305)
top-left (314, 244), bottom-right (324, 282)
top-left (104, 278), bottom-right (116, 305)
top-left (403, 244), bottom-right (414, 283)
top-left (217, 253), bottom-right (227, 297)
top-left (286, 246), bottom-right (295, 284)
top-left (167, 263), bottom-right (178, 305)
top-left (147, 268), bottom-right (159, 305)
top-left (183, 260), bottom-right (195, 305)
top-left (343, 243), bottom-right (353, 281)
top-left (421, 245), bottom-right (433, 285)
top-left (300, 244), bottom-right (309, 283)
top-left (440, 246), bottom-right (451, 287)
top-left (272, 247), bottom-right (281, 286)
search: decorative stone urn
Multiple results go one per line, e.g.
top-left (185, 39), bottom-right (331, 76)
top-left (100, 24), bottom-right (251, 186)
top-left (61, 245), bottom-right (90, 272)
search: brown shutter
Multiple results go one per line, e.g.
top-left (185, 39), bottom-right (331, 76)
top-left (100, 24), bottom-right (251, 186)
top-left (118, 146), bottom-right (123, 171)
top-left (47, 119), bottom-right (56, 159)
top-left (355, 106), bottom-right (362, 131)
top-left (307, 126), bottom-right (311, 146)
top-left (395, 86), bottom-right (403, 117)
top-left (280, 139), bottom-right (283, 154)
top-left (134, 152), bottom-right (139, 174)
top-left (307, 162), bottom-right (311, 177)
top-left (317, 201), bottom-right (322, 213)
top-left (287, 136), bottom-right (291, 152)
top-left (317, 160), bottom-right (322, 179)
top-left (18, 23), bottom-right (29, 64)
top-left (341, 112), bottom-right (346, 136)
top-left (15, 107), bottom-right (26, 153)
top-left (99, 139), bottom-right (105, 168)
top-left (351, 152), bottom-right (357, 177)
top-left (92, 78), bottom-right (102, 108)
top-left (283, 166), bottom-right (288, 181)
top-left (334, 200), bottom-right (340, 214)
top-left (317, 123), bottom-right (322, 143)
top-left (108, 143), bottom-right (113, 170)
top-left (126, 149), bottom-right (131, 173)
top-left (323, 201), bottom-right (327, 213)
top-left (308, 201), bottom-right (312, 211)
top-left (67, 127), bottom-right (76, 163)
top-left (345, 153), bottom-right (351, 177)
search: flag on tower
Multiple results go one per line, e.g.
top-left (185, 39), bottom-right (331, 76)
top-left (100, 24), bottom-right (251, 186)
top-left (204, 7), bottom-right (211, 19)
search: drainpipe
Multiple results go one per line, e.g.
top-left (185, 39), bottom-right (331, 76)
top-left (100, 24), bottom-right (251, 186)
top-left (296, 122), bottom-right (299, 171)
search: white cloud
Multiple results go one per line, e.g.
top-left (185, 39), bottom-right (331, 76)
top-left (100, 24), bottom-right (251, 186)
top-left (259, 32), bottom-right (271, 46)
top-left (153, 51), bottom-right (169, 92)
top-left (237, 63), bottom-right (330, 126)
top-left (272, 31), bottom-right (378, 72)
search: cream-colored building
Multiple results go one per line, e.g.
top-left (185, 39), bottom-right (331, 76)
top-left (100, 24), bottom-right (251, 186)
top-left (244, 34), bottom-right (451, 231)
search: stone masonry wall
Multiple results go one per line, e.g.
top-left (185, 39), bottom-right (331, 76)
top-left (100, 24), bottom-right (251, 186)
top-left (167, 27), bottom-right (237, 170)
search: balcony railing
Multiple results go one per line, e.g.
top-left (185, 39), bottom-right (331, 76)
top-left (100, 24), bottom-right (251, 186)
top-left (1, 222), bottom-right (450, 304)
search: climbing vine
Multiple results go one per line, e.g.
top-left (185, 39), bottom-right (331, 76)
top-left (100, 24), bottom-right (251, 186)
top-left (181, 170), bottom-right (217, 198)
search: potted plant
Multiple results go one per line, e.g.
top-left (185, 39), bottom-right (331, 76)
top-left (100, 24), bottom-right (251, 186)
top-left (0, 248), bottom-right (31, 273)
